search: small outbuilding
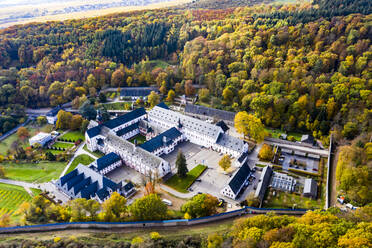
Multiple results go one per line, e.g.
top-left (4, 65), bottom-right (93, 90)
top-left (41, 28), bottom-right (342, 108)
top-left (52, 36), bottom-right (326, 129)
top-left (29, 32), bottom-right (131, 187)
top-left (29, 132), bottom-right (53, 147)
top-left (303, 178), bottom-right (318, 199)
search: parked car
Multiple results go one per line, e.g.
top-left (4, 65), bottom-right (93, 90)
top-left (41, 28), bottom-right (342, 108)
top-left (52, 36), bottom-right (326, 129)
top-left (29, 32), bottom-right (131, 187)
top-left (162, 199), bottom-right (172, 206)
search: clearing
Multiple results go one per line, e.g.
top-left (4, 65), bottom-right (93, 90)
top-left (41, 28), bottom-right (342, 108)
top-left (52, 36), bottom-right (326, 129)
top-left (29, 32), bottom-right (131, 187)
top-left (128, 134), bottom-right (147, 145)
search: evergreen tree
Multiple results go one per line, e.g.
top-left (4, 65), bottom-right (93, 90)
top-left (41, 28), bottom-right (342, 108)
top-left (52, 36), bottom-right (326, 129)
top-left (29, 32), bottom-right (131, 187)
top-left (176, 151), bottom-right (188, 178)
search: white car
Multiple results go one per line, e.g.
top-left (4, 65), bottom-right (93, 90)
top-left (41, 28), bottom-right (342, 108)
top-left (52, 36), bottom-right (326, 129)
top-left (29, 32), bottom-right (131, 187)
top-left (162, 199), bottom-right (172, 206)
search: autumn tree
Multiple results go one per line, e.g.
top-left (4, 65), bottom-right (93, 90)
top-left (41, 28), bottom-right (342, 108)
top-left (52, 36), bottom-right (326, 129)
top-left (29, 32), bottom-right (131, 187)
top-left (219, 155), bottom-right (231, 172)
top-left (17, 126), bottom-right (29, 139)
top-left (185, 80), bottom-right (195, 96)
top-left (147, 91), bottom-right (160, 108)
top-left (70, 115), bottom-right (83, 131)
top-left (56, 110), bottom-right (73, 130)
top-left (100, 192), bottom-right (127, 222)
top-left (176, 151), bottom-right (188, 178)
top-left (166, 89), bottom-right (175, 103)
top-left (258, 144), bottom-right (274, 161)
top-left (234, 111), bottom-right (267, 142)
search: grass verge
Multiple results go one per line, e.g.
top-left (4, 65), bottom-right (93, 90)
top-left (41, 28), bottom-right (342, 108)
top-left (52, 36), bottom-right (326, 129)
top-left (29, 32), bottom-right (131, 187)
top-left (83, 145), bottom-right (105, 158)
top-left (65, 154), bottom-right (95, 175)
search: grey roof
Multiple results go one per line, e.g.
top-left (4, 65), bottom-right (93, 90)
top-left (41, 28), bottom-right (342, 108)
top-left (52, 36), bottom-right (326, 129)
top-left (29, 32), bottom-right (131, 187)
top-left (294, 150), bottom-right (306, 157)
top-left (103, 108), bottom-right (146, 129)
top-left (185, 104), bottom-right (236, 121)
top-left (216, 133), bottom-right (246, 153)
top-left (120, 87), bottom-right (158, 97)
top-left (95, 152), bottom-right (121, 170)
top-left (301, 135), bottom-right (315, 144)
top-left (228, 162), bottom-right (252, 195)
top-left (58, 164), bottom-right (119, 201)
top-left (216, 120), bottom-right (229, 132)
top-left (308, 153), bottom-right (320, 160)
top-left (105, 133), bottom-right (166, 170)
top-left (304, 178), bottom-right (317, 197)
top-left (281, 148), bottom-right (293, 154)
top-left (148, 106), bottom-right (223, 141)
top-left (140, 127), bottom-right (182, 153)
top-left (255, 166), bottom-right (273, 202)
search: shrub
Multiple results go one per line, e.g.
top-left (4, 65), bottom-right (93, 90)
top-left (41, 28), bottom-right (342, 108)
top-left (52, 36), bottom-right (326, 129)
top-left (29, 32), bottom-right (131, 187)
top-left (54, 237), bottom-right (61, 243)
top-left (131, 236), bottom-right (144, 245)
top-left (150, 232), bottom-right (162, 240)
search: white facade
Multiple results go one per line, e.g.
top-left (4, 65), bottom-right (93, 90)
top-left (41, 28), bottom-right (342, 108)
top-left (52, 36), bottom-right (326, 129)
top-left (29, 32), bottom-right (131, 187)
top-left (29, 132), bottom-right (53, 147)
top-left (47, 116), bottom-right (57, 125)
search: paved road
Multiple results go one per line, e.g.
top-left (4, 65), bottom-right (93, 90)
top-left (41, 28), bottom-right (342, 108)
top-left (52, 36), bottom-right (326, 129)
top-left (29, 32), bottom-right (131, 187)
top-left (159, 184), bottom-right (195, 199)
top-left (0, 179), bottom-right (38, 188)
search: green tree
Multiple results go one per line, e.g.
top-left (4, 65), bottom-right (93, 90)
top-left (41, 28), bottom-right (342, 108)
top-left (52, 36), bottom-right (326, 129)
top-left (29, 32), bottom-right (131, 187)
top-left (166, 89), bottom-right (175, 103)
top-left (79, 101), bottom-right (97, 120)
top-left (176, 151), bottom-right (188, 178)
top-left (129, 194), bottom-right (168, 221)
top-left (181, 194), bottom-right (219, 218)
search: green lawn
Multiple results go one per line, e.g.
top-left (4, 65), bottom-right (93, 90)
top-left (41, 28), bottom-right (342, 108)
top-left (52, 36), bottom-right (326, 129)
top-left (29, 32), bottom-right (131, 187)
top-left (51, 142), bottom-right (74, 150)
top-left (0, 123), bottom-right (53, 155)
top-left (83, 144), bottom-right (105, 158)
top-left (0, 183), bottom-right (32, 219)
top-left (30, 188), bottom-right (42, 196)
top-left (59, 131), bottom-right (85, 142)
top-left (65, 154), bottom-right (95, 175)
top-left (265, 128), bottom-right (303, 141)
top-left (1, 161), bottom-right (66, 183)
top-left (101, 102), bottom-right (132, 110)
top-left (44, 149), bottom-right (65, 155)
top-left (128, 134), bottom-right (147, 145)
top-left (263, 189), bottom-right (323, 209)
top-left (165, 164), bottom-right (207, 193)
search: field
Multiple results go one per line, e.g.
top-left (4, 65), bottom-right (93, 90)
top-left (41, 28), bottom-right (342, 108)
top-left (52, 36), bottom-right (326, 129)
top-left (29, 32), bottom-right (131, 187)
top-left (65, 154), bottom-right (95, 175)
top-left (83, 145), bottom-right (105, 158)
top-left (1, 162), bottom-right (66, 183)
top-left (0, 183), bottom-right (31, 218)
top-left (128, 135), bottom-right (147, 145)
top-left (51, 142), bottom-right (74, 150)
top-left (0, 124), bottom-right (53, 155)
top-left (59, 131), bottom-right (85, 142)
top-left (165, 164), bottom-right (207, 193)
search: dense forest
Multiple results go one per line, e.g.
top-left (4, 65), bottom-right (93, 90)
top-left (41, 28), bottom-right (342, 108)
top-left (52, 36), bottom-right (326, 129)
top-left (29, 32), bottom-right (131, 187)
top-left (0, 0), bottom-right (371, 142)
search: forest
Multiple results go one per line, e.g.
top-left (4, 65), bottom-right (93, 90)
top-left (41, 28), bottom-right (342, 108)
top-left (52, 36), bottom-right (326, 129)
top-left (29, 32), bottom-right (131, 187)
top-left (0, 0), bottom-right (370, 202)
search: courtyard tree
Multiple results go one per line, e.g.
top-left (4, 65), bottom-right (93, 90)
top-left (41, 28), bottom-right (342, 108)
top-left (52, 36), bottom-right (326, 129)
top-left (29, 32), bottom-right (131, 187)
top-left (219, 155), bottom-right (231, 172)
top-left (234, 111), bottom-right (267, 142)
top-left (176, 151), bottom-right (188, 178)
top-left (129, 194), bottom-right (168, 221)
top-left (258, 144), bottom-right (274, 161)
top-left (70, 114), bottom-right (83, 131)
top-left (147, 91), bottom-right (160, 108)
top-left (181, 193), bottom-right (219, 218)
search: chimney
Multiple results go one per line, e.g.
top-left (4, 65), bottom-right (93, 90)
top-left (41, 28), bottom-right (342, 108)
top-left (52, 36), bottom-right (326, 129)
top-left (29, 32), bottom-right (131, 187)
top-left (163, 136), bottom-right (167, 146)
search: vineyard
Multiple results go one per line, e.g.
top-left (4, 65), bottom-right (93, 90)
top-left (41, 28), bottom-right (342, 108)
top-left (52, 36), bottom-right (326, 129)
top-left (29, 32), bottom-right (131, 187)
top-left (0, 183), bottom-right (31, 218)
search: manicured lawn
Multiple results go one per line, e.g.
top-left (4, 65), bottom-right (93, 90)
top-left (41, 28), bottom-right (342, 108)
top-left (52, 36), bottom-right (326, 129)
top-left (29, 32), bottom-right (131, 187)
top-left (51, 142), bottom-right (74, 150)
top-left (0, 183), bottom-right (32, 218)
top-left (128, 134), bottom-right (147, 145)
top-left (83, 145), bottom-right (105, 158)
top-left (59, 131), bottom-right (85, 142)
top-left (1, 161), bottom-right (66, 183)
top-left (165, 164), bottom-right (207, 193)
top-left (44, 149), bottom-right (65, 155)
top-left (263, 189), bottom-right (323, 209)
top-left (101, 102), bottom-right (132, 110)
top-left (65, 154), bottom-right (95, 175)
